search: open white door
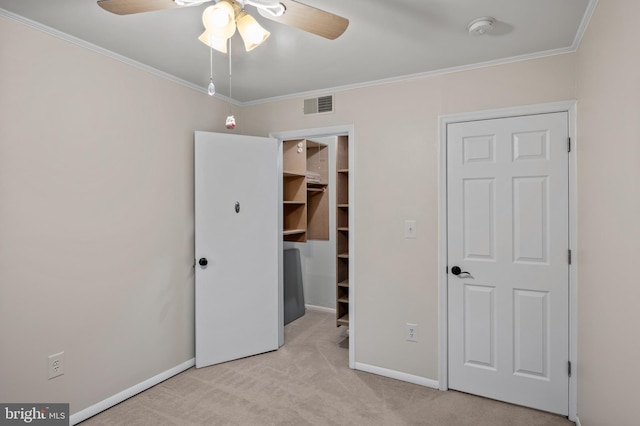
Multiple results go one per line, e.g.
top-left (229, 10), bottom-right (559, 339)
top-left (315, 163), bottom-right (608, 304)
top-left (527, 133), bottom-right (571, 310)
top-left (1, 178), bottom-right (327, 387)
top-left (195, 131), bottom-right (280, 368)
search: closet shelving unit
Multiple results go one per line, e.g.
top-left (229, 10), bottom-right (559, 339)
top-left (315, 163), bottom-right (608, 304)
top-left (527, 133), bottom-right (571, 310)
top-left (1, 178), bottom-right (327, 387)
top-left (283, 140), bottom-right (308, 242)
top-left (306, 140), bottom-right (329, 240)
top-left (336, 135), bottom-right (349, 327)
top-left (282, 139), bottom-right (329, 242)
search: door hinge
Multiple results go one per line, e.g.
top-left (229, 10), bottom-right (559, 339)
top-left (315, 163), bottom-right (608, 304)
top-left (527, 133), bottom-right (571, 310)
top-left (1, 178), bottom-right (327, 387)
top-left (567, 137), bottom-right (571, 152)
top-left (568, 249), bottom-right (572, 265)
top-left (568, 360), bottom-right (572, 377)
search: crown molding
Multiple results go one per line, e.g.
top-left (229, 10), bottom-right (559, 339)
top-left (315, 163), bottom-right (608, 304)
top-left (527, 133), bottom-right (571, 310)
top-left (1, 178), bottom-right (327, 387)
top-left (0, 8), bottom-right (242, 107)
top-left (572, 0), bottom-right (599, 50)
top-left (2, 1), bottom-right (597, 108)
top-left (240, 45), bottom-right (577, 106)
top-left (244, 0), bottom-right (598, 106)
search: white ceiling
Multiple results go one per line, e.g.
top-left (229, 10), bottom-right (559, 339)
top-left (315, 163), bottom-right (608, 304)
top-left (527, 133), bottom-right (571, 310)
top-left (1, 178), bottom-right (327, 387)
top-left (0, 0), bottom-right (595, 104)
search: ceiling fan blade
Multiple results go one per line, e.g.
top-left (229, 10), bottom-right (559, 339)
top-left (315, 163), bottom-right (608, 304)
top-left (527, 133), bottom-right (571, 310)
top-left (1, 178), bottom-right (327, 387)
top-left (97, 0), bottom-right (187, 15)
top-left (258, 0), bottom-right (348, 40)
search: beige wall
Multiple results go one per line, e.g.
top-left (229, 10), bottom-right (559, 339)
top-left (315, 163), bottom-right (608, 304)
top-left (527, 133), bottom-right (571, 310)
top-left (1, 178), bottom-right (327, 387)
top-left (576, 1), bottom-right (640, 425)
top-left (241, 53), bottom-right (577, 380)
top-left (0, 16), bottom-right (235, 414)
top-left (5, 2), bottom-right (637, 423)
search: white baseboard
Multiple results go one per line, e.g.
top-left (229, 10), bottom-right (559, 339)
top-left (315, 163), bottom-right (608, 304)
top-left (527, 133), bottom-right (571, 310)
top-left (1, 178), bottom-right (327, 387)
top-left (574, 416), bottom-right (581, 426)
top-left (355, 362), bottom-right (440, 389)
top-left (305, 304), bottom-right (336, 314)
top-left (69, 358), bottom-right (195, 425)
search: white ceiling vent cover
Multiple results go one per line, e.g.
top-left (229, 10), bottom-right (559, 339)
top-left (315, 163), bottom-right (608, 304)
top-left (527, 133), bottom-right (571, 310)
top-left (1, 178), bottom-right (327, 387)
top-left (304, 95), bottom-right (334, 115)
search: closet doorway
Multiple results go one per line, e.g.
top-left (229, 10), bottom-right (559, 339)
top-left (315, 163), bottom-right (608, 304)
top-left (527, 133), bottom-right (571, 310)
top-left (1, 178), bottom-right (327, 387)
top-left (272, 125), bottom-right (355, 368)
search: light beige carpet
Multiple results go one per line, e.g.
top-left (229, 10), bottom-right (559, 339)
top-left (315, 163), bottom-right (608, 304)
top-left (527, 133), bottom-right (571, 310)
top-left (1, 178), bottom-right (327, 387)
top-left (80, 309), bottom-right (573, 426)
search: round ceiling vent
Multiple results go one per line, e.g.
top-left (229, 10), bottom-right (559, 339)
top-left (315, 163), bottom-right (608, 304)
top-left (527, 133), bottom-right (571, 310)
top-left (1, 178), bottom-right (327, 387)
top-left (468, 17), bottom-right (495, 36)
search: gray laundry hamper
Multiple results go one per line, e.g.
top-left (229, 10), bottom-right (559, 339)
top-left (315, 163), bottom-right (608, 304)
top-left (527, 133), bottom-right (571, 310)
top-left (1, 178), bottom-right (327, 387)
top-left (283, 248), bottom-right (305, 325)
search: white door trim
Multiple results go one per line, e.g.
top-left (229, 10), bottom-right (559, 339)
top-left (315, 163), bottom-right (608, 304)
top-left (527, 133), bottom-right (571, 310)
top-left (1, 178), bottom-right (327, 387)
top-left (437, 101), bottom-right (577, 421)
top-left (269, 125), bottom-right (356, 370)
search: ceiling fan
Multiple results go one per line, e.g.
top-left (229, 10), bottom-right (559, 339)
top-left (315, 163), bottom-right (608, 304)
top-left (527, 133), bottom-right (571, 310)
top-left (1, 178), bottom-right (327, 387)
top-left (97, 0), bottom-right (350, 50)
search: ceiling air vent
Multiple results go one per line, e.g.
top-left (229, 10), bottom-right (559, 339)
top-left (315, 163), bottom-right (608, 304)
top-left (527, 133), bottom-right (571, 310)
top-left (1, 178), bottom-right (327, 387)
top-left (304, 95), bottom-right (333, 115)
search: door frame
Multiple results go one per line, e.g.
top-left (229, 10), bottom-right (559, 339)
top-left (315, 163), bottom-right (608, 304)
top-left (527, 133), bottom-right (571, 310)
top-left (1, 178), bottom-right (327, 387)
top-left (270, 125), bottom-right (356, 369)
top-left (437, 101), bottom-right (577, 421)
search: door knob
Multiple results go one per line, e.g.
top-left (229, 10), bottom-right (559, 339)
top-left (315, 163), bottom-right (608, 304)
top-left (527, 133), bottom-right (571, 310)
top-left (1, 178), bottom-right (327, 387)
top-left (451, 266), bottom-right (470, 276)
top-left (199, 258), bottom-right (208, 267)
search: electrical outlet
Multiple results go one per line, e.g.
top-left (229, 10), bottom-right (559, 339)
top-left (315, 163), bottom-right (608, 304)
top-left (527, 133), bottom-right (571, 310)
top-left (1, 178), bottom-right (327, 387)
top-left (407, 323), bottom-right (418, 342)
top-left (48, 352), bottom-right (64, 380)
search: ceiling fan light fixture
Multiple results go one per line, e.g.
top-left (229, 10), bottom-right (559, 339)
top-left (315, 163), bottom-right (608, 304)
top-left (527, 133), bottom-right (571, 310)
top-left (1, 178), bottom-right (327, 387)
top-left (236, 10), bottom-right (270, 51)
top-left (202, 1), bottom-right (237, 39)
top-left (198, 30), bottom-right (228, 53)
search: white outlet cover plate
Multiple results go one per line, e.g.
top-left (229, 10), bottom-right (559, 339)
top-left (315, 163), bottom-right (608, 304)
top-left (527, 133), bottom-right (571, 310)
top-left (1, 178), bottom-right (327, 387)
top-left (48, 352), bottom-right (64, 379)
top-left (407, 323), bottom-right (418, 342)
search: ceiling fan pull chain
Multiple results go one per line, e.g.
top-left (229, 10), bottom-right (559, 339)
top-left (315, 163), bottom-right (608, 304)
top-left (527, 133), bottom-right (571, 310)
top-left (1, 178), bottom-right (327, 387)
top-left (228, 38), bottom-right (232, 102)
top-left (226, 38), bottom-right (236, 129)
top-left (207, 46), bottom-right (215, 96)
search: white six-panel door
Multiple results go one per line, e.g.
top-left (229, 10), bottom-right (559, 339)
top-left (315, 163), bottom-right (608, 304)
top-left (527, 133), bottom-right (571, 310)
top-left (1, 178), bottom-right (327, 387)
top-left (447, 113), bottom-right (569, 415)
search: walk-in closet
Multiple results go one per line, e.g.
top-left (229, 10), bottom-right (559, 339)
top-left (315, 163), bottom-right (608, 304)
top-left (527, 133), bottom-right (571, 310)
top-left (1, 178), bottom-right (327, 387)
top-left (281, 135), bottom-right (350, 328)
